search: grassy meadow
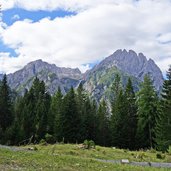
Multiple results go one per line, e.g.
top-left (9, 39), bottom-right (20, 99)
top-left (0, 144), bottom-right (171, 171)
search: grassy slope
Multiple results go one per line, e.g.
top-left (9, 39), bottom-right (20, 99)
top-left (0, 144), bottom-right (171, 171)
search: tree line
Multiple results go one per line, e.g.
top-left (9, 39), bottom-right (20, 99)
top-left (0, 66), bottom-right (171, 152)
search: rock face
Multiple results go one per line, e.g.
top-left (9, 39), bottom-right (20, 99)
top-left (84, 49), bottom-right (163, 101)
top-left (7, 59), bottom-right (82, 95)
top-left (0, 74), bottom-right (3, 80)
top-left (100, 49), bottom-right (163, 90)
top-left (1, 50), bottom-right (163, 99)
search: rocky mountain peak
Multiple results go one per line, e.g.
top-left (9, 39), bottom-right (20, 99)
top-left (23, 59), bottom-right (81, 77)
top-left (84, 49), bottom-right (163, 99)
top-left (6, 59), bottom-right (82, 95)
top-left (99, 49), bottom-right (163, 90)
top-left (0, 49), bottom-right (164, 99)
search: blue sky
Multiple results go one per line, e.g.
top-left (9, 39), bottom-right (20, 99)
top-left (0, 0), bottom-right (171, 74)
top-left (0, 8), bottom-right (75, 57)
top-left (2, 8), bottom-right (76, 26)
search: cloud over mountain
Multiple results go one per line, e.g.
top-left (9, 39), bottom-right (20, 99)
top-left (0, 0), bottom-right (171, 74)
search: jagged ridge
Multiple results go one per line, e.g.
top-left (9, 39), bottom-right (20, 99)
top-left (0, 50), bottom-right (164, 99)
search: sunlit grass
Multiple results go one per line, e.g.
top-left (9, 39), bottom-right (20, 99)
top-left (0, 144), bottom-right (170, 171)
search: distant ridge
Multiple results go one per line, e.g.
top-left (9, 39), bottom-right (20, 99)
top-left (84, 49), bottom-right (163, 101)
top-left (0, 50), bottom-right (163, 101)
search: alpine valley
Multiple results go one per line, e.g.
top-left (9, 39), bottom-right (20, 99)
top-left (1, 49), bottom-right (164, 101)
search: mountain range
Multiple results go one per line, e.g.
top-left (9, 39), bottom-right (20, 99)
top-left (0, 49), bottom-right (164, 101)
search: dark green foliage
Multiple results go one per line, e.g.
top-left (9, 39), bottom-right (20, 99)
top-left (59, 87), bottom-right (81, 143)
top-left (76, 83), bottom-right (98, 143)
top-left (111, 88), bottom-right (127, 148)
top-left (136, 75), bottom-right (159, 149)
top-left (156, 153), bottom-right (165, 159)
top-left (0, 75), bottom-right (14, 144)
top-left (123, 78), bottom-right (137, 150)
top-left (83, 140), bottom-right (95, 149)
top-left (12, 77), bottom-right (51, 144)
top-left (76, 83), bottom-right (88, 141)
top-left (50, 87), bottom-right (63, 141)
top-left (1, 70), bottom-right (170, 151)
top-left (111, 74), bottom-right (127, 148)
top-left (81, 98), bottom-right (98, 142)
top-left (45, 133), bottom-right (54, 143)
top-left (0, 75), bottom-right (13, 131)
top-left (156, 65), bottom-right (171, 152)
top-left (97, 99), bottom-right (111, 146)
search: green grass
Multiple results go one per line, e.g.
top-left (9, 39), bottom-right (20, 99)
top-left (0, 144), bottom-right (171, 171)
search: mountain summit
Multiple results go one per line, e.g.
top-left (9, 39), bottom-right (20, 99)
top-left (2, 49), bottom-right (163, 99)
top-left (94, 49), bottom-right (163, 89)
top-left (7, 59), bottom-right (82, 95)
top-left (84, 49), bottom-right (163, 101)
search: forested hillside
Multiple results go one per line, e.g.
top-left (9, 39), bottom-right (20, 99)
top-left (0, 65), bottom-right (171, 152)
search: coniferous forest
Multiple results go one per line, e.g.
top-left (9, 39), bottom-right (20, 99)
top-left (0, 65), bottom-right (171, 152)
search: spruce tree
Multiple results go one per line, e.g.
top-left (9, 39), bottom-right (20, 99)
top-left (82, 98), bottom-right (98, 142)
top-left (97, 99), bottom-right (111, 146)
top-left (14, 78), bottom-right (51, 143)
top-left (35, 81), bottom-right (51, 140)
top-left (50, 87), bottom-right (63, 141)
top-left (10, 96), bottom-right (26, 144)
top-left (76, 83), bottom-right (87, 141)
top-left (0, 74), bottom-right (13, 131)
top-left (60, 87), bottom-right (81, 143)
top-left (76, 83), bottom-right (98, 142)
top-left (136, 75), bottom-right (159, 149)
top-left (124, 78), bottom-right (137, 150)
top-left (111, 74), bottom-right (126, 148)
top-left (156, 65), bottom-right (171, 151)
top-left (0, 74), bottom-right (14, 144)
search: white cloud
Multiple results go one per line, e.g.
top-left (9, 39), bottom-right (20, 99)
top-left (0, 0), bottom-right (171, 74)
top-left (1, 0), bottom-right (121, 12)
top-left (0, 53), bottom-right (28, 73)
top-left (156, 57), bottom-right (171, 73)
top-left (12, 14), bottom-right (20, 20)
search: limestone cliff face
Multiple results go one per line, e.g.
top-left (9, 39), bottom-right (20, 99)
top-left (98, 49), bottom-right (163, 90)
top-left (1, 50), bottom-right (163, 99)
top-left (7, 59), bottom-right (82, 95)
top-left (84, 49), bottom-right (163, 101)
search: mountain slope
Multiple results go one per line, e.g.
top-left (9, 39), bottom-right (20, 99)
top-left (84, 49), bottom-right (163, 101)
top-left (7, 59), bottom-right (82, 95)
top-left (1, 49), bottom-right (163, 99)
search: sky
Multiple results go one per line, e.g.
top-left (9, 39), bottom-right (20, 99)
top-left (0, 0), bottom-right (171, 74)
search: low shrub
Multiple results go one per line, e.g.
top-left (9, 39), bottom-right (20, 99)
top-left (39, 139), bottom-right (47, 145)
top-left (168, 146), bottom-right (171, 155)
top-left (156, 153), bottom-right (165, 159)
top-left (83, 140), bottom-right (95, 149)
top-left (45, 133), bottom-right (54, 143)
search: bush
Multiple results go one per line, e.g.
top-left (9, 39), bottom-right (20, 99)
top-left (136, 152), bottom-right (146, 160)
top-left (89, 140), bottom-right (95, 148)
top-left (156, 153), bottom-right (165, 159)
top-left (168, 146), bottom-right (171, 155)
top-left (45, 133), bottom-right (54, 143)
top-left (83, 140), bottom-right (95, 149)
top-left (149, 148), bottom-right (156, 153)
top-left (39, 139), bottom-right (47, 145)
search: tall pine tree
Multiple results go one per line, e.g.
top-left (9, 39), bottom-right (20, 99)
top-left (50, 87), bottom-right (63, 141)
top-left (156, 65), bottom-right (171, 151)
top-left (124, 78), bottom-right (137, 150)
top-left (97, 99), bottom-right (111, 146)
top-left (60, 87), bottom-right (81, 143)
top-left (0, 74), bottom-right (14, 144)
top-left (136, 75), bottom-right (159, 149)
top-left (0, 75), bottom-right (13, 131)
top-left (111, 74), bottom-right (127, 148)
